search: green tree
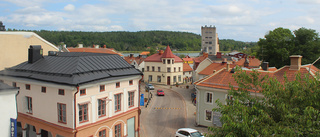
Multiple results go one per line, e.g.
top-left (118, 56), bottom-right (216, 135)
top-left (257, 27), bottom-right (294, 68)
top-left (148, 48), bottom-right (156, 56)
top-left (208, 68), bottom-right (320, 136)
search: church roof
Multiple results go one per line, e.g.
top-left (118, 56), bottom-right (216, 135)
top-left (161, 45), bottom-right (175, 58)
top-left (144, 46), bottom-right (183, 62)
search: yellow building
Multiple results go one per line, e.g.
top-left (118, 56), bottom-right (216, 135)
top-left (144, 45), bottom-right (183, 85)
top-left (0, 32), bottom-right (59, 70)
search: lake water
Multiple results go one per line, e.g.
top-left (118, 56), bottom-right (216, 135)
top-left (122, 52), bottom-right (200, 57)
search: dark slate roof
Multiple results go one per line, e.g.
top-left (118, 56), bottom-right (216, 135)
top-left (0, 82), bottom-right (18, 92)
top-left (0, 52), bottom-right (142, 86)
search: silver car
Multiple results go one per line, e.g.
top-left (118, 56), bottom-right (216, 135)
top-left (175, 128), bottom-right (204, 137)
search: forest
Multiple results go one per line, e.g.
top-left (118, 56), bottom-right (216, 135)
top-left (16, 30), bottom-right (257, 52)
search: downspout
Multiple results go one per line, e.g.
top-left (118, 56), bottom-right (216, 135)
top-left (194, 85), bottom-right (200, 126)
top-left (138, 75), bottom-right (143, 137)
top-left (15, 89), bottom-right (20, 119)
top-left (74, 85), bottom-right (80, 137)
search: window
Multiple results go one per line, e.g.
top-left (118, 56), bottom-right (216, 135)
top-left (167, 67), bottom-right (171, 72)
top-left (115, 124), bottom-right (121, 137)
top-left (100, 85), bottom-right (105, 92)
top-left (209, 37), bottom-right (212, 39)
top-left (99, 129), bottom-right (106, 137)
top-left (206, 92), bottom-right (213, 103)
top-left (98, 99), bottom-right (106, 117)
top-left (206, 110), bottom-right (212, 121)
top-left (179, 67), bottom-right (181, 72)
top-left (142, 68), bottom-right (145, 72)
top-left (129, 80), bottom-right (133, 85)
top-left (12, 82), bottom-right (17, 87)
top-left (158, 67), bottom-right (160, 72)
top-left (174, 67), bottom-right (176, 72)
top-left (80, 89), bottom-right (86, 96)
top-left (209, 47), bottom-right (212, 50)
top-left (58, 89), bottom-right (65, 95)
top-left (114, 94), bottom-right (121, 112)
top-left (116, 82), bottom-right (120, 88)
top-left (147, 66), bottom-right (149, 71)
top-left (41, 87), bottom-right (46, 93)
top-left (57, 103), bottom-right (66, 123)
top-left (128, 91), bottom-right (134, 107)
top-left (172, 59), bottom-right (174, 64)
top-left (157, 76), bottom-right (161, 82)
top-left (26, 96), bottom-right (32, 114)
top-left (167, 59), bottom-right (171, 64)
top-left (152, 66), bottom-right (155, 71)
top-left (148, 75), bottom-right (152, 82)
top-left (163, 59), bottom-right (165, 64)
top-left (209, 41), bottom-right (212, 44)
top-left (173, 76), bottom-right (177, 83)
top-left (178, 75), bottom-right (181, 82)
top-left (25, 84), bottom-right (30, 90)
top-left (205, 42), bottom-right (209, 44)
top-left (79, 103), bottom-right (88, 123)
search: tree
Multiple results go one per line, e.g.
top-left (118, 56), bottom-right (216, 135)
top-left (257, 27), bottom-right (320, 68)
top-left (148, 48), bottom-right (156, 56)
top-left (208, 68), bottom-right (320, 136)
top-left (257, 27), bottom-right (294, 68)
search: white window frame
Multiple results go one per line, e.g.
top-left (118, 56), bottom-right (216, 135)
top-left (204, 109), bottom-right (212, 122)
top-left (205, 92), bottom-right (213, 104)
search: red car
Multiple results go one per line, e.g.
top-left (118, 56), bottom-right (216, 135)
top-left (157, 89), bottom-right (165, 96)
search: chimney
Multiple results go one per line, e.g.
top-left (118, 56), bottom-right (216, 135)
top-left (130, 54), bottom-right (134, 58)
top-left (28, 45), bottom-right (43, 63)
top-left (290, 55), bottom-right (302, 70)
top-left (222, 58), bottom-right (227, 64)
top-left (216, 52), bottom-right (221, 58)
top-left (261, 62), bottom-right (269, 71)
top-left (159, 50), bottom-right (164, 55)
top-left (103, 45), bottom-right (107, 48)
top-left (226, 63), bottom-right (230, 71)
top-left (78, 44), bottom-right (83, 48)
top-left (244, 57), bottom-right (249, 67)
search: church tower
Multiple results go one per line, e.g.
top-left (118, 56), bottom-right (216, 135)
top-left (201, 25), bottom-right (219, 55)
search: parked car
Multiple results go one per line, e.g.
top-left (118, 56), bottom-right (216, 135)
top-left (175, 128), bottom-right (204, 137)
top-left (145, 83), bottom-right (154, 90)
top-left (157, 89), bottom-right (165, 96)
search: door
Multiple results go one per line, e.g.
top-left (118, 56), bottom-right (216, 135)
top-left (127, 117), bottom-right (135, 137)
top-left (167, 76), bottom-right (171, 85)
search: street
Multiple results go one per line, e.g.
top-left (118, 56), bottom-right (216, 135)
top-left (141, 85), bottom-right (186, 137)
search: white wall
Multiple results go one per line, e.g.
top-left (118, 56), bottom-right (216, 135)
top-left (0, 90), bottom-right (18, 137)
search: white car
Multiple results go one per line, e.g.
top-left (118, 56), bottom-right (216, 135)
top-left (145, 83), bottom-right (154, 90)
top-left (175, 128), bottom-right (204, 137)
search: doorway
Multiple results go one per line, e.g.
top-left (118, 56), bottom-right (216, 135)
top-left (167, 76), bottom-right (170, 85)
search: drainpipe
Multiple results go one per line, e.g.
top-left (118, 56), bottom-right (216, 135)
top-left (138, 75), bottom-right (143, 137)
top-left (74, 85), bottom-right (80, 137)
top-left (194, 85), bottom-right (200, 126)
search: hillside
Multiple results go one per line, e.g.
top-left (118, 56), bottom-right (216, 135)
top-left (30, 30), bottom-right (256, 52)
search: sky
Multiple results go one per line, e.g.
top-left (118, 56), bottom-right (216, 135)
top-left (1, 0), bottom-right (320, 42)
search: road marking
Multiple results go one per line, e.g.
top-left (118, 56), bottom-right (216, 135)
top-left (154, 107), bottom-right (181, 110)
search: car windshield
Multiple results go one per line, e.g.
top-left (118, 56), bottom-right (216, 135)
top-left (158, 90), bottom-right (163, 92)
top-left (148, 84), bottom-right (153, 86)
top-left (190, 131), bottom-right (203, 137)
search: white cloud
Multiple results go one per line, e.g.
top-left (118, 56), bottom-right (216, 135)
top-left (64, 4), bottom-right (75, 11)
top-left (296, 0), bottom-right (320, 4)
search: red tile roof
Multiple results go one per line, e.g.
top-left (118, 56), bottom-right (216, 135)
top-left (183, 57), bottom-right (193, 62)
top-left (183, 63), bottom-right (193, 72)
top-left (144, 46), bottom-right (183, 62)
top-left (67, 47), bottom-right (123, 56)
top-left (124, 56), bottom-right (145, 65)
top-left (198, 63), bottom-right (236, 75)
top-left (193, 55), bottom-right (207, 63)
top-left (195, 65), bottom-right (319, 92)
top-left (236, 57), bottom-right (261, 67)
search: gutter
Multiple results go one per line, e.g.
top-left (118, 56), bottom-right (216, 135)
top-left (74, 85), bottom-right (80, 137)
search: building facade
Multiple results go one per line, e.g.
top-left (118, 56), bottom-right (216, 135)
top-left (0, 46), bottom-right (142, 137)
top-left (144, 45), bottom-right (183, 85)
top-left (201, 25), bottom-right (219, 55)
top-left (0, 32), bottom-right (59, 70)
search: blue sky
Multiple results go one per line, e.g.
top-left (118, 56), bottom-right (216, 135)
top-left (1, 0), bottom-right (320, 42)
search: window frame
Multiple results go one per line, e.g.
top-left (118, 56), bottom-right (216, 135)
top-left (205, 110), bottom-right (212, 122)
top-left (57, 103), bottom-right (67, 124)
top-left (26, 96), bottom-right (32, 114)
top-left (12, 82), bottom-right (17, 87)
top-left (147, 66), bottom-right (150, 71)
top-left (99, 129), bottom-right (106, 137)
top-left (158, 67), bottom-right (160, 72)
top-left (128, 91), bottom-right (134, 108)
top-left (79, 103), bottom-right (89, 123)
top-left (152, 66), bottom-right (155, 71)
top-left (114, 94), bottom-right (122, 112)
top-left (206, 92), bottom-right (213, 104)
top-left (41, 86), bottom-right (46, 93)
top-left (167, 59), bottom-right (171, 64)
top-left (116, 82), bottom-right (120, 88)
top-left (100, 85), bottom-right (105, 92)
top-left (25, 84), bottom-right (31, 90)
top-left (157, 76), bottom-right (161, 82)
top-left (58, 89), bottom-right (65, 95)
top-left (98, 99), bottom-right (106, 117)
top-left (115, 124), bottom-right (121, 137)
top-left (80, 89), bottom-right (86, 96)
top-left (129, 80), bottom-right (133, 85)
top-left (167, 67), bottom-right (171, 72)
